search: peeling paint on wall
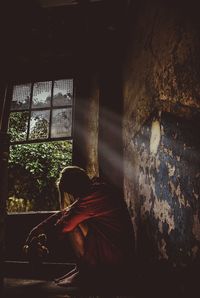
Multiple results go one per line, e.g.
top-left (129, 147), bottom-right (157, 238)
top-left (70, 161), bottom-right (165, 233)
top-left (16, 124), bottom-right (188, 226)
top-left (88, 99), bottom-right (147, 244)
top-left (123, 0), bottom-right (200, 269)
top-left (158, 238), bottom-right (169, 260)
top-left (192, 214), bottom-right (200, 242)
top-left (128, 111), bottom-right (200, 266)
top-left (153, 198), bottom-right (175, 234)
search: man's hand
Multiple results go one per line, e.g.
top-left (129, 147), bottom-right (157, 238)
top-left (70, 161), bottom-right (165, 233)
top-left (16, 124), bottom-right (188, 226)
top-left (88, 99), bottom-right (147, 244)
top-left (55, 200), bottom-right (78, 226)
top-left (24, 225), bottom-right (44, 246)
top-left (23, 233), bottom-right (49, 259)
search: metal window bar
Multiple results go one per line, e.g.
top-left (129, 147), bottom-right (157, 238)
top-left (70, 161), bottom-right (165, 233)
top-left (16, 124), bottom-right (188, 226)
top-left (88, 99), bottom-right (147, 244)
top-left (10, 136), bottom-right (73, 146)
top-left (49, 80), bottom-right (54, 139)
top-left (10, 104), bottom-right (73, 113)
top-left (26, 83), bottom-right (34, 141)
top-left (71, 78), bottom-right (75, 139)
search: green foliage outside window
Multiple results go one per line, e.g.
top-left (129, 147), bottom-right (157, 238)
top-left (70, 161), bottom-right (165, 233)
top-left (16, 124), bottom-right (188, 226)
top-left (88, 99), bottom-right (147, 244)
top-left (8, 112), bottom-right (29, 142)
top-left (7, 141), bottom-right (72, 213)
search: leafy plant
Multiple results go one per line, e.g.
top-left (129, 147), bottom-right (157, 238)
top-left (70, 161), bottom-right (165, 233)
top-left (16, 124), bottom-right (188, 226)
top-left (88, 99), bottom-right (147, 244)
top-left (8, 141), bottom-right (72, 212)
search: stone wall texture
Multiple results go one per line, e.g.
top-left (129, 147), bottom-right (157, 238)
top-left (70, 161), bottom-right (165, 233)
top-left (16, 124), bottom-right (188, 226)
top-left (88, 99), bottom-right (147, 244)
top-left (123, 0), bottom-right (200, 268)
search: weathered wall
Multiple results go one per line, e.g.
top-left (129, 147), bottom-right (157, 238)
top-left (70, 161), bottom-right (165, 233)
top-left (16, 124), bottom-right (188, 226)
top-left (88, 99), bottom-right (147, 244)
top-left (0, 133), bottom-right (9, 293)
top-left (73, 72), bottom-right (99, 178)
top-left (84, 75), bottom-right (99, 178)
top-left (98, 64), bottom-right (124, 191)
top-left (123, 0), bottom-right (200, 270)
top-left (98, 28), bottom-right (124, 191)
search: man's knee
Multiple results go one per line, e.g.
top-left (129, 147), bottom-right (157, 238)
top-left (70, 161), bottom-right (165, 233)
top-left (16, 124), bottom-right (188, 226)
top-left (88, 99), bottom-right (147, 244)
top-left (69, 227), bottom-right (85, 258)
top-left (79, 222), bottom-right (89, 237)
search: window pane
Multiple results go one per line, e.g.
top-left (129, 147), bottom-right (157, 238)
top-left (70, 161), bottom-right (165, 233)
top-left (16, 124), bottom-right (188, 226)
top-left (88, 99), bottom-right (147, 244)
top-left (32, 81), bottom-right (52, 108)
top-left (11, 84), bottom-right (31, 110)
top-left (29, 110), bottom-right (50, 140)
top-left (8, 112), bottom-right (29, 142)
top-left (53, 79), bottom-right (73, 106)
top-left (51, 108), bottom-right (72, 138)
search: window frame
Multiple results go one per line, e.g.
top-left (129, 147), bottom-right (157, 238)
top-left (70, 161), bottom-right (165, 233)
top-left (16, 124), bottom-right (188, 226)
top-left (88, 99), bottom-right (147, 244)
top-left (7, 77), bottom-right (75, 145)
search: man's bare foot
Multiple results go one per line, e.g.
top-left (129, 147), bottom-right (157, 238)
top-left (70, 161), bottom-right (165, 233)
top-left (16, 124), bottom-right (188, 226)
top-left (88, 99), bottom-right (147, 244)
top-left (56, 269), bottom-right (80, 287)
top-left (54, 266), bottom-right (77, 283)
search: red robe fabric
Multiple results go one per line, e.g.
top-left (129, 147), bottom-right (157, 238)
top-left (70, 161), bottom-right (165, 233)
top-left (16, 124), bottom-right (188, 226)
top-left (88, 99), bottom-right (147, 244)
top-left (29, 181), bottom-right (135, 272)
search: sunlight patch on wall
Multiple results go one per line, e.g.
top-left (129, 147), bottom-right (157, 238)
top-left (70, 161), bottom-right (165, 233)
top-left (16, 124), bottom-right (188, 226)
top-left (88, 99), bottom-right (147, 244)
top-left (150, 120), bottom-right (161, 155)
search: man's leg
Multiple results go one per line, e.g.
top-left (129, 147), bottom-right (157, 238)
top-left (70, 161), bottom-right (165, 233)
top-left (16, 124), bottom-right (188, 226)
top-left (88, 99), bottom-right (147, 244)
top-left (68, 222), bottom-right (88, 258)
top-left (54, 266), bottom-right (77, 283)
top-left (56, 223), bottom-right (88, 286)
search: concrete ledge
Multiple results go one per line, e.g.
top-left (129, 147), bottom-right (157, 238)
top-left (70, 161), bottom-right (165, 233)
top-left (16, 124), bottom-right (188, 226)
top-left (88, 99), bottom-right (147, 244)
top-left (4, 260), bottom-right (75, 280)
top-left (3, 278), bottom-right (78, 298)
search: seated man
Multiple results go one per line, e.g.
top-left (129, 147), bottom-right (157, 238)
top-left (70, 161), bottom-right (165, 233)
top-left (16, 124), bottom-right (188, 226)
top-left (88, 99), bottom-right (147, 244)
top-left (24, 166), bottom-right (135, 291)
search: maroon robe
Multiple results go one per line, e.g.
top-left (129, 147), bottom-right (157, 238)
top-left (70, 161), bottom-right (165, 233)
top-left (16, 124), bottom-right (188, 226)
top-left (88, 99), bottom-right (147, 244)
top-left (27, 181), bottom-right (135, 282)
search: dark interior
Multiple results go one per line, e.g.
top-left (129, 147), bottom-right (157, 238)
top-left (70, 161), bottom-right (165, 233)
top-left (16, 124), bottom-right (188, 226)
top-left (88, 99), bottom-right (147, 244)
top-left (1, 0), bottom-right (200, 297)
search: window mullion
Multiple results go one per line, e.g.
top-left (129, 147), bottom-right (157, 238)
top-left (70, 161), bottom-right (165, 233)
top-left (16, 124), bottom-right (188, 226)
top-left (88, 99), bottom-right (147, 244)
top-left (49, 80), bottom-right (54, 139)
top-left (26, 83), bottom-right (34, 141)
top-left (71, 78), bottom-right (74, 139)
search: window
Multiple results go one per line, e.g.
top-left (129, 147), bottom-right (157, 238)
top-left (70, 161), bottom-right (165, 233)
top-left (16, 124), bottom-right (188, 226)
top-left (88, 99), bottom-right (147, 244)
top-left (7, 79), bottom-right (74, 213)
top-left (8, 79), bottom-right (73, 144)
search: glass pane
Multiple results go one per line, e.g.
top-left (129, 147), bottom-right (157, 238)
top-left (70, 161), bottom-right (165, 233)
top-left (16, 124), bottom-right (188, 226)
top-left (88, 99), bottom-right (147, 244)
top-left (53, 79), bottom-right (73, 106)
top-left (8, 112), bottom-right (29, 142)
top-left (29, 110), bottom-right (50, 140)
top-left (11, 84), bottom-right (31, 110)
top-left (32, 81), bottom-right (52, 108)
top-left (51, 108), bottom-right (72, 138)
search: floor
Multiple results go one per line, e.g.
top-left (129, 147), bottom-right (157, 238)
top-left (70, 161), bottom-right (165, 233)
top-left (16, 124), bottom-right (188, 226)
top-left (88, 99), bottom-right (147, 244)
top-left (2, 261), bottom-right (198, 298)
top-left (3, 278), bottom-right (134, 298)
top-left (2, 262), bottom-right (78, 298)
top-left (3, 261), bottom-right (135, 298)
top-left (3, 278), bottom-right (74, 298)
